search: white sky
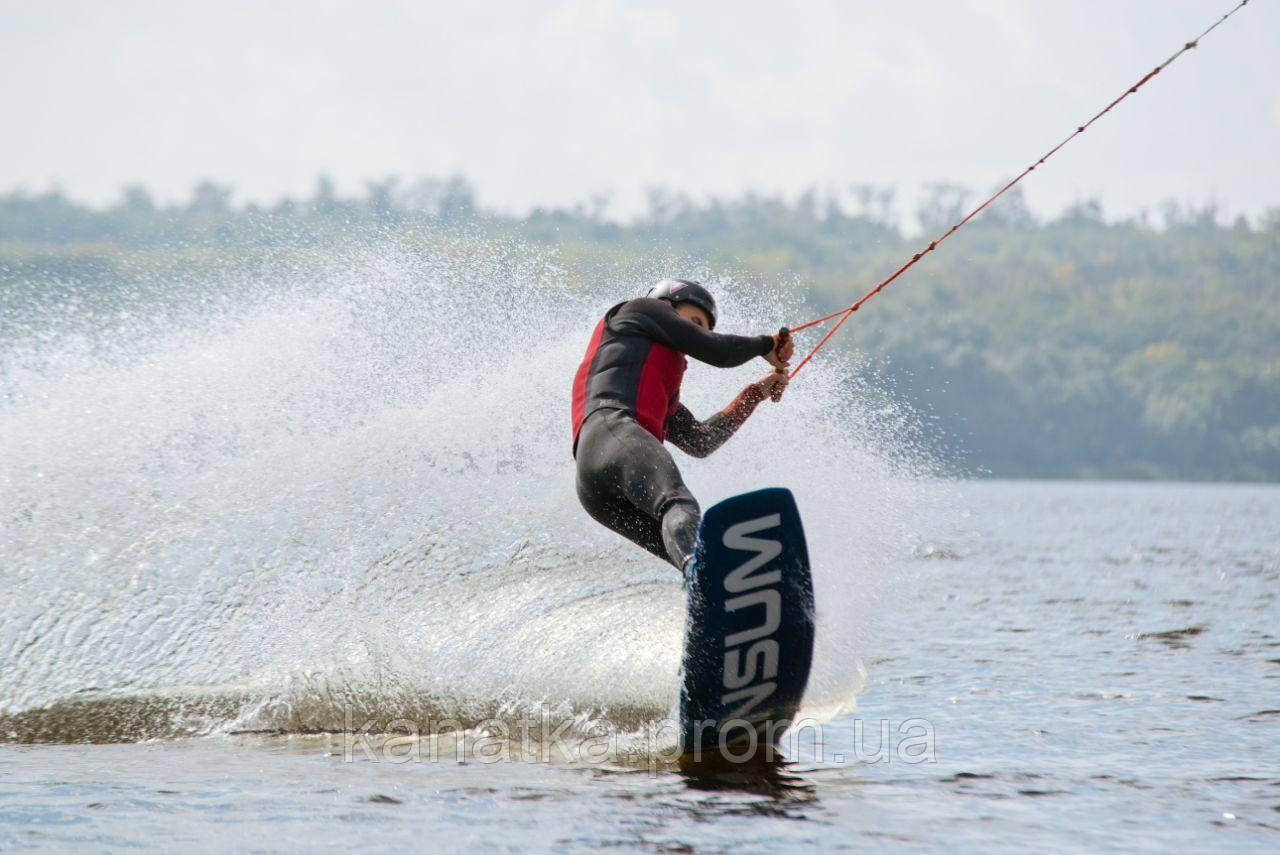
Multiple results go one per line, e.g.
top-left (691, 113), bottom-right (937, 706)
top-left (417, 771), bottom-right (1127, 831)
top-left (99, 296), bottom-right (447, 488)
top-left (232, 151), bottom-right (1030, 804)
top-left (2, 0), bottom-right (1277, 225)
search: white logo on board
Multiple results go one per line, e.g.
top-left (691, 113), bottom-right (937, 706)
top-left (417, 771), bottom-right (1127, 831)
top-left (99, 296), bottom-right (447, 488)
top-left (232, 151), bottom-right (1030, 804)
top-left (719, 513), bottom-right (782, 719)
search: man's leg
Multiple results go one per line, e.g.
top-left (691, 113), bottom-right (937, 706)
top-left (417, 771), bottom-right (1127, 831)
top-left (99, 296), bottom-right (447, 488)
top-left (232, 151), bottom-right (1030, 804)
top-left (656, 501), bottom-right (700, 572)
top-left (575, 409), bottom-right (701, 569)
top-left (575, 488), bottom-right (671, 564)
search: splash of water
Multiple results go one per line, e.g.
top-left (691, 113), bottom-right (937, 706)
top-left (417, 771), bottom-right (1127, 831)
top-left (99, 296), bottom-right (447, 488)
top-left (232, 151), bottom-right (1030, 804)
top-left (0, 228), bottom-right (946, 745)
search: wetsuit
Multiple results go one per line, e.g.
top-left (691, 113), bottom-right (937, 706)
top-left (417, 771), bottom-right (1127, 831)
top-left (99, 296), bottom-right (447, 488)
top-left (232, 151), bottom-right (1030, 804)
top-left (571, 298), bottom-right (775, 568)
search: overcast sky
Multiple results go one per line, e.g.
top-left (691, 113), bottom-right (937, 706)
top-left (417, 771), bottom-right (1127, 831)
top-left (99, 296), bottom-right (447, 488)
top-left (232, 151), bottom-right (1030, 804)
top-left (3, 0), bottom-right (1276, 225)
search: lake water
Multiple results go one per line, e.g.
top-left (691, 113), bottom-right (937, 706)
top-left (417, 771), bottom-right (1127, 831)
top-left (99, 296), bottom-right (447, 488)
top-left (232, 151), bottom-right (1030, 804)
top-left (3, 480), bottom-right (1277, 851)
top-left (2, 250), bottom-right (1277, 849)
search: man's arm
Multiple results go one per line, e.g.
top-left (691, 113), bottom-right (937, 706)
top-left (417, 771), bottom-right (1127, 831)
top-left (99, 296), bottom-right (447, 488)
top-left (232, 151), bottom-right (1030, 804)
top-left (611, 298), bottom-right (775, 367)
top-left (666, 371), bottom-right (786, 458)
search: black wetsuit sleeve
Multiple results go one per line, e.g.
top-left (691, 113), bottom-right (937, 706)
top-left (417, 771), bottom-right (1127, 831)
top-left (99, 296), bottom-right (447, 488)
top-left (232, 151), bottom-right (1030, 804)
top-left (666, 381), bottom-right (768, 458)
top-left (666, 405), bottom-right (738, 458)
top-left (610, 298), bottom-right (774, 367)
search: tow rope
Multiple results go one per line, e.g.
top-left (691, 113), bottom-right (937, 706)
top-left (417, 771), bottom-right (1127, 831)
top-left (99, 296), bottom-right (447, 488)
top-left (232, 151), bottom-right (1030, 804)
top-left (786, 0), bottom-right (1251, 379)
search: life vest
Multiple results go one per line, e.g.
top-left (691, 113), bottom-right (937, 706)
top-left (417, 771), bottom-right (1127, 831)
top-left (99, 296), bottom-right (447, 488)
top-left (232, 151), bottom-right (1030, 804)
top-left (571, 301), bottom-right (687, 451)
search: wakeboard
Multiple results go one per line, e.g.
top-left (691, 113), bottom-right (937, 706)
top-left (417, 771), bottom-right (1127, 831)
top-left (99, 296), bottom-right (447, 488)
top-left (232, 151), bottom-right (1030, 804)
top-left (678, 487), bottom-right (815, 763)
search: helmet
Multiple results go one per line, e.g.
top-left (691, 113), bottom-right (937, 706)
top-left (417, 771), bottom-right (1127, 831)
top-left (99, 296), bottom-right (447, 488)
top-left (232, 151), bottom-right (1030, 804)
top-left (647, 278), bottom-right (718, 330)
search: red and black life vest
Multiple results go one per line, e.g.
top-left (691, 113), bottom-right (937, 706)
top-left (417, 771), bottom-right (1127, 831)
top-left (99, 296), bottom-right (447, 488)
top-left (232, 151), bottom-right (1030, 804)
top-left (571, 301), bottom-right (686, 451)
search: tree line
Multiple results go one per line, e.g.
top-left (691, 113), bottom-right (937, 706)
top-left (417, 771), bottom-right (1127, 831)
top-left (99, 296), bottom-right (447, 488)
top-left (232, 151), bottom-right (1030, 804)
top-left (2, 177), bottom-right (1277, 480)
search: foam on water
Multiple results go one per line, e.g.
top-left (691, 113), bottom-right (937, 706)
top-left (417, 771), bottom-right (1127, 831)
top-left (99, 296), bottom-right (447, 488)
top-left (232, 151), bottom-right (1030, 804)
top-left (0, 229), bottom-right (945, 745)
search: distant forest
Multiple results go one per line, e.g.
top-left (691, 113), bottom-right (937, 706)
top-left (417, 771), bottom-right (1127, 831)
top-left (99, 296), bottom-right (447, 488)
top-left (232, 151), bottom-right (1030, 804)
top-left (2, 177), bottom-right (1278, 481)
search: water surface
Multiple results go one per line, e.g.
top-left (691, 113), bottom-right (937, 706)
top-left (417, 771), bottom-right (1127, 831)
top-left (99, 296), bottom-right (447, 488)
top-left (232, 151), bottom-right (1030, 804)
top-left (3, 481), bottom-right (1276, 851)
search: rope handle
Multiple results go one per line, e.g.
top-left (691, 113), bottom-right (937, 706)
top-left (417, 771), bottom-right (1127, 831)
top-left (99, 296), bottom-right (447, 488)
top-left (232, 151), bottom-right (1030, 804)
top-left (771, 327), bottom-right (791, 401)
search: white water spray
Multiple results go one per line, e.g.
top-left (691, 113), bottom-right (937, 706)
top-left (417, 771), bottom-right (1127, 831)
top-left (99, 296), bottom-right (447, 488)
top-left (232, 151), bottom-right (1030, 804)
top-left (0, 229), bottom-right (945, 744)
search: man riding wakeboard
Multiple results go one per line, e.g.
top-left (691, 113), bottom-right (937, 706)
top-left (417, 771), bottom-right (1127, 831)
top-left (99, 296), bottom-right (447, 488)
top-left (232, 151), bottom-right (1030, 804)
top-left (571, 278), bottom-right (795, 576)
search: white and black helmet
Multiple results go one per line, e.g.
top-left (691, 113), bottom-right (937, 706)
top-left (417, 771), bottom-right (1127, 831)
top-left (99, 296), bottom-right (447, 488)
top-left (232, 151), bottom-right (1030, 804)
top-left (647, 279), bottom-right (718, 329)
